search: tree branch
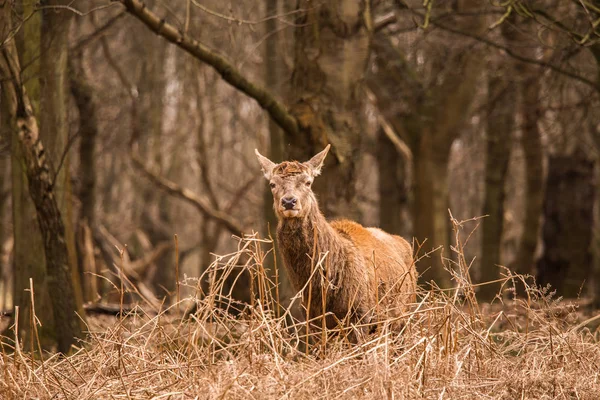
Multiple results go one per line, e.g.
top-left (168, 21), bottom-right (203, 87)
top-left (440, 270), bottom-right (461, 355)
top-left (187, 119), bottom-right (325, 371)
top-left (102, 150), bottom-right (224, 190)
top-left (432, 21), bottom-right (599, 92)
top-left (130, 149), bottom-right (245, 235)
top-left (115, 0), bottom-right (299, 136)
top-left (387, 3), bottom-right (600, 92)
top-left (70, 10), bottom-right (127, 53)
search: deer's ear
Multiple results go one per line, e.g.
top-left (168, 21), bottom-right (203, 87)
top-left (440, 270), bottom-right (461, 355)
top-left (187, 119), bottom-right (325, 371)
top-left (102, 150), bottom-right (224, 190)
top-left (305, 144), bottom-right (330, 176)
top-left (255, 149), bottom-right (277, 180)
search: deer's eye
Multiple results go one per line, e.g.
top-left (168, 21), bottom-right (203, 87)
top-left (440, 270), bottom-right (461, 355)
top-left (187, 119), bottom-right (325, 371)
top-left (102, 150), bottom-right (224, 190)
top-left (269, 182), bottom-right (276, 189)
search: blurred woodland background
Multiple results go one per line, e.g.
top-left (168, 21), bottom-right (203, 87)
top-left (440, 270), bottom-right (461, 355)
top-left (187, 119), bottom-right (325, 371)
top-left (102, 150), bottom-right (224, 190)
top-left (0, 0), bottom-right (599, 352)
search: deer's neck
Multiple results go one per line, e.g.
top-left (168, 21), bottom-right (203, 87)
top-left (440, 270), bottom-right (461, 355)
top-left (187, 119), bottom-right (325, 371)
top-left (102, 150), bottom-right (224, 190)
top-left (277, 207), bottom-right (343, 291)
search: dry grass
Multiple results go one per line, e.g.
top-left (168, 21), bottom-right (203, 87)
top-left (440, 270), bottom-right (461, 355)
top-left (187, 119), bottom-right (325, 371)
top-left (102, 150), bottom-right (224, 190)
top-left (2, 223), bottom-right (600, 399)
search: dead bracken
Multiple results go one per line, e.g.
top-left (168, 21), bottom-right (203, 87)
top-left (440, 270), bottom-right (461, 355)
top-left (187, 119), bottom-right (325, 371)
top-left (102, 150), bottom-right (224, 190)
top-left (1, 230), bottom-right (599, 399)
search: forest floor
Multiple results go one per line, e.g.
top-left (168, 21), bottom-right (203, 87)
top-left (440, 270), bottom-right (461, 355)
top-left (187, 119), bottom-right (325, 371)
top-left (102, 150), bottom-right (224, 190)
top-left (2, 236), bottom-right (600, 399)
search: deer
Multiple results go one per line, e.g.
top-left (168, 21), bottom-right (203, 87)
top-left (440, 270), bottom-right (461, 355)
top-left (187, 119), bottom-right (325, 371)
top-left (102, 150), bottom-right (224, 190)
top-left (255, 145), bottom-right (417, 335)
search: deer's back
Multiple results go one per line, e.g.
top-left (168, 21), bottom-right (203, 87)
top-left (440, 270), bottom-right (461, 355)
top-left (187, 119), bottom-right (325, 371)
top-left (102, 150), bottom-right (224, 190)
top-left (330, 219), bottom-right (416, 308)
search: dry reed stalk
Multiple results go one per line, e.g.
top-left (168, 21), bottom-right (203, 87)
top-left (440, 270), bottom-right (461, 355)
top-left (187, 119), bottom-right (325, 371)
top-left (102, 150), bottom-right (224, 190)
top-left (175, 234), bottom-right (180, 318)
top-left (118, 245), bottom-right (126, 319)
top-left (321, 252), bottom-right (330, 355)
top-left (27, 290), bottom-right (34, 375)
top-left (254, 238), bottom-right (268, 315)
top-left (305, 227), bottom-right (319, 355)
top-left (267, 228), bottom-right (281, 320)
top-left (0, 336), bottom-right (8, 397)
top-left (12, 306), bottom-right (21, 373)
top-left (28, 278), bottom-right (45, 382)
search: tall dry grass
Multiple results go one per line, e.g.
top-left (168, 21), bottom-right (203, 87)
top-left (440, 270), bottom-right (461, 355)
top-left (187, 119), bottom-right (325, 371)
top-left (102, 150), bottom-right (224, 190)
top-left (1, 219), bottom-right (600, 399)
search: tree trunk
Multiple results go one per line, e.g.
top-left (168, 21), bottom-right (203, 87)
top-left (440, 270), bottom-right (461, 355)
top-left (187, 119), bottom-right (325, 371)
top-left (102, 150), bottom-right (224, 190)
top-left (537, 150), bottom-right (594, 298)
top-left (264, 0), bottom-right (292, 301)
top-left (513, 76), bottom-right (544, 277)
top-left (288, 0), bottom-right (371, 219)
top-left (593, 160), bottom-right (600, 308)
top-left (135, 38), bottom-right (170, 300)
top-left (413, 135), bottom-right (452, 286)
top-left (70, 51), bottom-right (100, 303)
top-left (0, 101), bottom-right (9, 313)
top-left (377, 128), bottom-right (410, 238)
top-left (479, 74), bottom-right (515, 300)
top-left (584, 29), bottom-right (600, 306)
top-left (132, 33), bottom-right (166, 228)
top-left (71, 59), bottom-right (98, 229)
top-left (39, 1), bottom-right (83, 312)
top-left (0, 11), bottom-right (85, 352)
top-left (10, 0), bottom-right (55, 350)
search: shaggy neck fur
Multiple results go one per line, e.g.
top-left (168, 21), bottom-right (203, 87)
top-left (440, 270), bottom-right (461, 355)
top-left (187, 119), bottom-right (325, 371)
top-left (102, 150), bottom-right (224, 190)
top-left (276, 200), bottom-right (346, 293)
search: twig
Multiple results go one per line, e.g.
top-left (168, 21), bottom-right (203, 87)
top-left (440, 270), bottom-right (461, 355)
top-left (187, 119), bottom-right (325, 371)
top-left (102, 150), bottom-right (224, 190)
top-left (130, 150), bottom-right (244, 235)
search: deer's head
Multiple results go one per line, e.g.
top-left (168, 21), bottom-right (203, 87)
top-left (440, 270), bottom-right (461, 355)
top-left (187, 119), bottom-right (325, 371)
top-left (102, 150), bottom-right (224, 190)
top-left (255, 145), bottom-right (330, 220)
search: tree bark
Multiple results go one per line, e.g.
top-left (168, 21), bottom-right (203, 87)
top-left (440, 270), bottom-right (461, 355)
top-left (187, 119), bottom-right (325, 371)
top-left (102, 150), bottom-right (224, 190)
top-left (140, 40), bottom-right (172, 301)
top-left (479, 72), bottom-right (516, 300)
top-left (70, 57), bottom-right (98, 229)
top-left (0, 12), bottom-right (85, 352)
top-left (264, 0), bottom-right (291, 301)
top-left (377, 128), bottom-right (410, 238)
top-left (593, 159), bottom-right (600, 308)
top-left (478, 18), bottom-right (522, 300)
top-left (287, 0), bottom-right (371, 218)
top-left (70, 50), bottom-right (100, 303)
top-left (10, 0), bottom-right (55, 350)
top-left (39, 0), bottom-right (84, 321)
top-left (0, 100), bottom-right (9, 313)
top-left (537, 150), bottom-right (595, 298)
top-left (513, 76), bottom-right (544, 277)
top-left (412, 135), bottom-right (453, 285)
top-left (585, 25), bottom-right (600, 307)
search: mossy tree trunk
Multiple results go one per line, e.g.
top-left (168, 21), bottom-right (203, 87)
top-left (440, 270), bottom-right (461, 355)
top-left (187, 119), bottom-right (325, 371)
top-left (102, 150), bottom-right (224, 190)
top-left (1, 2), bottom-right (85, 353)
top-left (10, 0), bottom-right (55, 351)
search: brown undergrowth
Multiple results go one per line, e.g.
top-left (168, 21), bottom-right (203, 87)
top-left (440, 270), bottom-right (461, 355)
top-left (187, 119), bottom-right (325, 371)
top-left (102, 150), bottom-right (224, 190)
top-left (1, 219), bottom-right (600, 399)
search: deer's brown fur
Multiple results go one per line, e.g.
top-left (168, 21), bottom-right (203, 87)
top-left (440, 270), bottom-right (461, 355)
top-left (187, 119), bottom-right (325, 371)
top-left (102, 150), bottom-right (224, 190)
top-left (256, 145), bottom-right (416, 328)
